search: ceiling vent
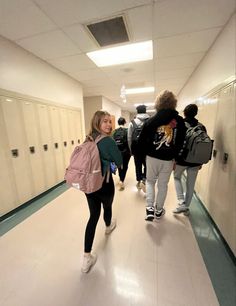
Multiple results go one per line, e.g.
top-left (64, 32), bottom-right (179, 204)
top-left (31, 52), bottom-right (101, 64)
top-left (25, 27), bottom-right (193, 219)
top-left (86, 16), bottom-right (129, 47)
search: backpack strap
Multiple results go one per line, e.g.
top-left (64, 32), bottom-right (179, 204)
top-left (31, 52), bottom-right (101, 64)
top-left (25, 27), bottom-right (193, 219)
top-left (132, 119), bottom-right (138, 129)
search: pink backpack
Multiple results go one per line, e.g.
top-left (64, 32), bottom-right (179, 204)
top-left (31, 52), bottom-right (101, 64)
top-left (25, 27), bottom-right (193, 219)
top-left (64, 135), bottom-right (106, 194)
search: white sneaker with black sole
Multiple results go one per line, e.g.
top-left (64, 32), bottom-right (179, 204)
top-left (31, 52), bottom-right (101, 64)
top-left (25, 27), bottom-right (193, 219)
top-left (173, 205), bottom-right (189, 215)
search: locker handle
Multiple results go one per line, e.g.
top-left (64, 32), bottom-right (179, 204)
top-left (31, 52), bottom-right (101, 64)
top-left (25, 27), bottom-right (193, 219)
top-left (11, 149), bottom-right (19, 158)
top-left (64, 141), bottom-right (67, 147)
top-left (78, 139), bottom-right (80, 144)
top-left (55, 143), bottom-right (58, 149)
top-left (43, 144), bottom-right (48, 151)
top-left (71, 140), bottom-right (74, 145)
top-left (29, 146), bottom-right (35, 154)
top-left (213, 149), bottom-right (217, 158)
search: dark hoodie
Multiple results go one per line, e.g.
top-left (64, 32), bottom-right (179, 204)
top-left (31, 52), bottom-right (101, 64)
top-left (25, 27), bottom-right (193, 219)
top-left (138, 109), bottom-right (186, 160)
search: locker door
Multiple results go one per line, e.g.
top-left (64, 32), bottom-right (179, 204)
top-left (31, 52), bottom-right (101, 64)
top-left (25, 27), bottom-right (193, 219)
top-left (0, 99), bottom-right (19, 216)
top-left (49, 106), bottom-right (65, 182)
top-left (68, 109), bottom-right (78, 151)
top-left (59, 108), bottom-right (72, 168)
top-left (74, 110), bottom-right (83, 145)
top-left (206, 83), bottom-right (235, 241)
top-left (0, 97), bottom-right (34, 204)
top-left (195, 93), bottom-right (218, 202)
top-left (36, 103), bottom-right (57, 189)
top-left (21, 100), bottom-right (46, 195)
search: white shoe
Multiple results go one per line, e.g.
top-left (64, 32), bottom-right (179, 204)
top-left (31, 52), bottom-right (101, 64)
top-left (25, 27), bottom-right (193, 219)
top-left (119, 182), bottom-right (125, 191)
top-left (136, 181), bottom-right (142, 189)
top-left (105, 219), bottom-right (116, 235)
top-left (173, 206), bottom-right (189, 214)
top-left (81, 253), bottom-right (97, 273)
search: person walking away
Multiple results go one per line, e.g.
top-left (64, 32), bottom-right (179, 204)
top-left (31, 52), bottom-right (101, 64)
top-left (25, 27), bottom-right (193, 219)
top-left (173, 104), bottom-right (207, 216)
top-left (112, 117), bottom-right (131, 190)
top-left (128, 105), bottom-right (149, 190)
top-left (138, 90), bottom-right (186, 221)
top-left (82, 110), bottom-right (122, 273)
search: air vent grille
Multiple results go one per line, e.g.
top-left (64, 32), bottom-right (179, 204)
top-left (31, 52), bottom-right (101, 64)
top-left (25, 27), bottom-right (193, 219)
top-left (86, 16), bottom-right (129, 47)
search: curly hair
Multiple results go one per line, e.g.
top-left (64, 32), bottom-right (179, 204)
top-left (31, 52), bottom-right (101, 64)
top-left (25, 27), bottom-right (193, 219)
top-left (155, 90), bottom-right (177, 111)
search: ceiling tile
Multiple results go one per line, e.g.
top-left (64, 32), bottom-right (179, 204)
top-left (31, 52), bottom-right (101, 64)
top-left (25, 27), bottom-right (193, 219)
top-left (17, 30), bottom-right (81, 60)
top-left (154, 0), bottom-right (236, 38)
top-left (48, 54), bottom-right (97, 72)
top-left (63, 24), bottom-right (99, 52)
top-left (0, 0), bottom-right (56, 40)
top-left (155, 28), bottom-right (221, 58)
top-left (154, 52), bottom-right (205, 71)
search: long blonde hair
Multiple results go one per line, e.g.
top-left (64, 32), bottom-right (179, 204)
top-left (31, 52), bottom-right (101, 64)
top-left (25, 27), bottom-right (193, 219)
top-left (88, 110), bottom-right (111, 138)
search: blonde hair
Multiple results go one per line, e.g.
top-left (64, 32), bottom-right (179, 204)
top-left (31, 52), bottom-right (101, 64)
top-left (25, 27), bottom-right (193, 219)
top-left (88, 110), bottom-right (111, 137)
top-left (155, 90), bottom-right (177, 111)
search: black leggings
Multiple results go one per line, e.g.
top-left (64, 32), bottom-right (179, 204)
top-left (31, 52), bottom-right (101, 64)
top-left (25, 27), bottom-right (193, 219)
top-left (84, 174), bottom-right (114, 253)
top-left (118, 151), bottom-right (131, 182)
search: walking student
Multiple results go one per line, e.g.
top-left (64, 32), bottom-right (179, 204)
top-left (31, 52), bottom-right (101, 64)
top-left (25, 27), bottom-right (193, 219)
top-left (127, 105), bottom-right (149, 190)
top-left (112, 117), bottom-right (131, 190)
top-left (82, 110), bottom-right (122, 273)
top-left (138, 90), bottom-right (186, 221)
top-left (173, 104), bottom-right (207, 216)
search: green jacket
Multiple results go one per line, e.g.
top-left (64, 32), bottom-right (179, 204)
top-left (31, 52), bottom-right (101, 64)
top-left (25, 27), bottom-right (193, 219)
top-left (97, 137), bottom-right (122, 176)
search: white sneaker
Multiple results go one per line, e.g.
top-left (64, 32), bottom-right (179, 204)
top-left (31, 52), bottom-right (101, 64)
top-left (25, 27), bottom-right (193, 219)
top-left (173, 206), bottom-right (189, 214)
top-left (119, 182), bottom-right (125, 191)
top-left (105, 219), bottom-right (116, 235)
top-left (81, 253), bottom-right (97, 273)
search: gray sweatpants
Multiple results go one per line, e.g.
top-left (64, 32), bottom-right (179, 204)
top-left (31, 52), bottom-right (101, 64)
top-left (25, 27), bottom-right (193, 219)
top-left (173, 165), bottom-right (201, 207)
top-left (146, 155), bottom-right (174, 211)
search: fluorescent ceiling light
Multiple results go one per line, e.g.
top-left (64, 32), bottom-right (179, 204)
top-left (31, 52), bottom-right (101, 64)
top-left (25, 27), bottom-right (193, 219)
top-left (125, 86), bottom-right (155, 95)
top-left (86, 40), bottom-right (153, 67)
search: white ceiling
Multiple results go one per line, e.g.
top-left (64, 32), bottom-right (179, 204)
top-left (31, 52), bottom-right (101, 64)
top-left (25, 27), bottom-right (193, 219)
top-left (0, 0), bottom-right (235, 112)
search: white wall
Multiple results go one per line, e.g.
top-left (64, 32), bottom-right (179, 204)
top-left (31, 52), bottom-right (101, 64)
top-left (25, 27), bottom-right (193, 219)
top-left (102, 96), bottom-right (121, 127)
top-left (178, 14), bottom-right (236, 108)
top-left (0, 36), bottom-right (84, 110)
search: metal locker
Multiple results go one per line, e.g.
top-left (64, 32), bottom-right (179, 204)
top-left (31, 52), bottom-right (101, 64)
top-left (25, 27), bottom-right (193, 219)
top-left (36, 103), bottom-right (57, 189)
top-left (59, 108), bottom-right (72, 168)
top-left (21, 100), bottom-right (46, 195)
top-left (68, 109), bottom-right (77, 151)
top-left (0, 97), bottom-right (34, 205)
top-left (0, 99), bottom-right (19, 215)
top-left (49, 106), bottom-right (65, 182)
top-left (74, 110), bottom-right (83, 145)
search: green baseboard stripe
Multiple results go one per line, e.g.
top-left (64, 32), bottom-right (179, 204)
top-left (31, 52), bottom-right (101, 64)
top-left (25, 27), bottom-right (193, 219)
top-left (0, 182), bottom-right (69, 235)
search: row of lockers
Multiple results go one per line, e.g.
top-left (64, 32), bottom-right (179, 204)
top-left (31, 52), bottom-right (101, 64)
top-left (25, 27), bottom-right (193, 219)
top-left (0, 95), bottom-right (83, 216)
top-left (194, 81), bottom-right (236, 255)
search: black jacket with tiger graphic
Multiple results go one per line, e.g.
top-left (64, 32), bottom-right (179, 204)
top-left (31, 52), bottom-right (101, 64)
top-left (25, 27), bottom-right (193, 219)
top-left (138, 109), bottom-right (186, 161)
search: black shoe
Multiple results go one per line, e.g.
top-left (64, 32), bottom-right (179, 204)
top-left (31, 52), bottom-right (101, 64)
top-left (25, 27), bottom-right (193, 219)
top-left (145, 207), bottom-right (154, 221)
top-left (155, 208), bottom-right (166, 219)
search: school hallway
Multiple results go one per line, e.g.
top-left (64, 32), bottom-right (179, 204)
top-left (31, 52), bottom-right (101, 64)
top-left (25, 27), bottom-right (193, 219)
top-left (1, 159), bottom-right (235, 306)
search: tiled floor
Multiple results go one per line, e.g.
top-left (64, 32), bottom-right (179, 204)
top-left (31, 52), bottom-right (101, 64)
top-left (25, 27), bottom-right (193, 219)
top-left (0, 159), bottom-right (235, 306)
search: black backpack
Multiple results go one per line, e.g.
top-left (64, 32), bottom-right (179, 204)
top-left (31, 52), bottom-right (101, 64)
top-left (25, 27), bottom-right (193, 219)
top-left (113, 127), bottom-right (128, 152)
top-left (181, 122), bottom-right (214, 164)
top-left (131, 119), bottom-right (146, 153)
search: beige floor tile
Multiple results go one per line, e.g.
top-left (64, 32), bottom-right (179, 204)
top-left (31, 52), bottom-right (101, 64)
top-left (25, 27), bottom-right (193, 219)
top-left (0, 158), bottom-right (219, 306)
